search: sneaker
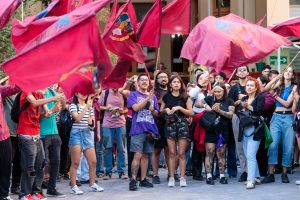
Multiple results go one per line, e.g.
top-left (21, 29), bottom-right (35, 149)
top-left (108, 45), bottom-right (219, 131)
top-left (238, 172), bottom-right (247, 182)
top-left (119, 173), bottom-right (128, 179)
top-left (293, 162), bottom-right (299, 168)
top-left (281, 173), bottom-right (290, 183)
top-left (90, 183), bottom-right (104, 192)
top-left (41, 181), bottom-right (48, 189)
top-left (10, 187), bottom-right (20, 195)
top-left (246, 181), bottom-right (255, 189)
top-left (174, 173), bottom-right (180, 182)
top-left (255, 177), bottom-right (261, 185)
top-left (70, 185), bottom-right (83, 195)
top-left (129, 179), bottom-right (137, 191)
top-left (32, 193), bottom-right (47, 200)
top-left (97, 173), bottom-right (105, 178)
top-left (139, 178), bottom-right (153, 188)
top-left (1, 196), bottom-right (14, 200)
top-left (62, 174), bottom-right (69, 180)
top-left (220, 177), bottom-right (228, 184)
top-left (261, 174), bottom-right (275, 184)
top-left (19, 194), bottom-right (34, 200)
top-left (47, 189), bottom-right (66, 198)
top-left (179, 177), bottom-right (187, 187)
top-left (103, 174), bottom-right (112, 180)
top-left (193, 175), bottom-right (204, 181)
top-left (80, 180), bottom-right (98, 184)
top-left (168, 177), bottom-right (175, 187)
top-left (152, 175), bottom-right (161, 184)
top-left (206, 177), bottom-right (215, 185)
top-left (295, 180), bottom-right (300, 185)
top-left (185, 171), bottom-right (193, 176)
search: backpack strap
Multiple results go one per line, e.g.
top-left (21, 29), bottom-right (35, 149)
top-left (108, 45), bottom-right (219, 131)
top-left (103, 90), bottom-right (109, 106)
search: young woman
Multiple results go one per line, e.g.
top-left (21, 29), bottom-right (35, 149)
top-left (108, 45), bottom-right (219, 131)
top-left (237, 78), bottom-right (265, 189)
top-left (262, 66), bottom-right (297, 184)
top-left (160, 75), bottom-right (193, 187)
top-left (202, 83), bottom-right (234, 185)
top-left (69, 93), bottom-right (103, 195)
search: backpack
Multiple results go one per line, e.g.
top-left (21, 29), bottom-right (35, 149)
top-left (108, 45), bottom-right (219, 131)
top-left (100, 90), bottom-right (109, 124)
top-left (11, 92), bottom-right (30, 123)
top-left (58, 104), bottom-right (79, 136)
top-left (200, 111), bottom-right (219, 131)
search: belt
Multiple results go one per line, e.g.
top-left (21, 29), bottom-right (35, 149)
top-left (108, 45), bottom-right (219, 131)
top-left (275, 111), bottom-right (293, 115)
top-left (18, 134), bottom-right (40, 141)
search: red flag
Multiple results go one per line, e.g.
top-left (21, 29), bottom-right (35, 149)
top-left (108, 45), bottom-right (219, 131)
top-left (181, 14), bottom-right (291, 73)
top-left (0, 0), bottom-right (21, 30)
top-left (103, 0), bottom-right (145, 63)
top-left (136, 0), bottom-right (162, 48)
top-left (2, 0), bottom-right (112, 98)
top-left (103, 0), bottom-right (118, 34)
top-left (256, 14), bottom-right (266, 26)
top-left (12, 0), bottom-right (61, 53)
top-left (161, 0), bottom-right (190, 35)
top-left (271, 17), bottom-right (300, 38)
top-left (59, 63), bottom-right (96, 99)
top-left (50, 0), bottom-right (93, 16)
top-left (102, 58), bottom-right (132, 90)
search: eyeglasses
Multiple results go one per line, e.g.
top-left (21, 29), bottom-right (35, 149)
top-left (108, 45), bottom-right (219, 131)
top-left (263, 70), bottom-right (270, 73)
top-left (238, 68), bottom-right (247, 72)
top-left (139, 78), bottom-right (149, 82)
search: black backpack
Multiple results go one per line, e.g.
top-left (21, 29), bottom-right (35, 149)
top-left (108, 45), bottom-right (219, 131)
top-left (200, 111), bottom-right (219, 131)
top-left (11, 92), bottom-right (30, 123)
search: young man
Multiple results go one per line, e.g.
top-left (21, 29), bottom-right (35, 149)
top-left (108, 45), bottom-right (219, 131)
top-left (40, 87), bottom-right (65, 197)
top-left (127, 74), bottom-right (159, 191)
top-left (228, 66), bottom-right (250, 182)
top-left (261, 65), bottom-right (271, 79)
top-left (0, 78), bottom-right (20, 200)
top-left (18, 91), bottom-right (60, 200)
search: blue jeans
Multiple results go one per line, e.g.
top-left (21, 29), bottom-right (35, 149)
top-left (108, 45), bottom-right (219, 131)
top-left (268, 113), bottom-right (295, 167)
top-left (95, 125), bottom-right (104, 175)
top-left (103, 126), bottom-right (126, 174)
top-left (77, 154), bottom-right (89, 181)
top-left (242, 126), bottom-right (260, 182)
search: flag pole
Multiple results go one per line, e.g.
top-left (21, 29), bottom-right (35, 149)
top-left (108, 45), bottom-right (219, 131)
top-left (155, 47), bottom-right (161, 71)
top-left (287, 48), bottom-right (300, 68)
top-left (21, 0), bottom-right (24, 21)
top-left (228, 68), bottom-right (237, 83)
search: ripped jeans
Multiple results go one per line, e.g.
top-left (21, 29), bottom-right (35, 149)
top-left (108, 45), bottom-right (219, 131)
top-left (18, 136), bottom-right (44, 198)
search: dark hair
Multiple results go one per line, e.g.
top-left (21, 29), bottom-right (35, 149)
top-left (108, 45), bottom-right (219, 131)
top-left (72, 95), bottom-right (79, 105)
top-left (194, 68), bottom-right (204, 75)
top-left (262, 65), bottom-right (271, 71)
top-left (270, 70), bottom-right (279, 75)
top-left (217, 72), bottom-right (227, 80)
top-left (154, 70), bottom-right (169, 92)
top-left (213, 83), bottom-right (228, 100)
top-left (137, 73), bottom-right (148, 81)
top-left (258, 76), bottom-right (269, 85)
top-left (168, 75), bottom-right (187, 100)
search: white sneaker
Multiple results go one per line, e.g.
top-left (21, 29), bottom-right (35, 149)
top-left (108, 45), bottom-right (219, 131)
top-left (295, 180), bottom-right (300, 185)
top-left (90, 183), bottom-right (104, 192)
top-left (246, 181), bottom-right (255, 189)
top-left (32, 193), bottom-right (47, 200)
top-left (168, 177), bottom-right (175, 187)
top-left (179, 177), bottom-right (187, 187)
top-left (2, 196), bottom-right (14, 200)
top-left (71, 185), bottom-right (83, 195)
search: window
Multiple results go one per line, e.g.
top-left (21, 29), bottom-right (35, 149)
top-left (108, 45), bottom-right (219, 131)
top-left (290, 0), bottom-right (300, 5)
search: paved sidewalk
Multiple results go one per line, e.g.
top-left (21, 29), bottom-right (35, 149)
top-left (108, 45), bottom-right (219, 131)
top-left (11, 168), bottom-right (300, 200)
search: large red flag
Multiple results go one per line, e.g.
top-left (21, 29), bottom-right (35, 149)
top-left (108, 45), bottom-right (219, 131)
top-left (181, 14), bottom-right (291, 73)
top-left (103, 0), bottom-right (145, 63)
top-left (2, 0), bottom-right (112, 97)
top-left (102, 58), bottom-right (132, 90)
top-left (136, 0), bottom-right (162, 48)
top-left (12, 0), bottom-right (61, 53)
top-left (270, 17), bottom-right (300, 38)
top-left (50, 0), bottom-right (93, 16)
top-left (0, 0), bottom-right (21, 30)
top-left (161, 0), bottom-right (190, 35)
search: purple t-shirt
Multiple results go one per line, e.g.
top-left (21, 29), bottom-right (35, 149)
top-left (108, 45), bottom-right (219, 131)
top-left (127, 91), bottom-right (159, 135)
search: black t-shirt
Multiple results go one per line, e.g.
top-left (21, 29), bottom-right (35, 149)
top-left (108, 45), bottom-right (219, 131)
top-left (228, 83), bottom-right (245, 102)
top-left (204, 96), bottom-right (234, 132)
top-left (162, 92), bottom-right (186, 116)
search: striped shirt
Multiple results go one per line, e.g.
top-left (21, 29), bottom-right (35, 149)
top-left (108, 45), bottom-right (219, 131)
top-left (69, 103), bottom-right (94, 129)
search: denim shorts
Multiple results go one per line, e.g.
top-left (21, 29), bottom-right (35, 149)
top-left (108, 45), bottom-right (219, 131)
top-left (130, 133), bottom-right (154, 153)
top-left (69, 128), bottom-right (94, 151)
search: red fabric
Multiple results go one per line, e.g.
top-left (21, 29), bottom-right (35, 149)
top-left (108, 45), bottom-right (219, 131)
top-left (270, 17), bottom-right (300, 38)
top-left (161, 0), bottom-right (190, 35)
top-left (181, 13), bottom-right (291, 73)
top-left (256, 14), bottom-right (266, 26)
top-left (12, 0), bottom-right (61, 53)
top-left (0, 0), bottom-right (21, 30)
top-left (3, 1), bottom-right (112, 98)
top-left (50, 0), bottom-right (93, 16)
top-left (193, 112), bottom-right (206, 152)
top-left (136, 0), bottom-right (162, 48)
top-left (103, 0), bottom-right (145, 63)
top-left (102, 58), bottom-right (132, 90)
top-left (17, 92), bottom-right (44, 136)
